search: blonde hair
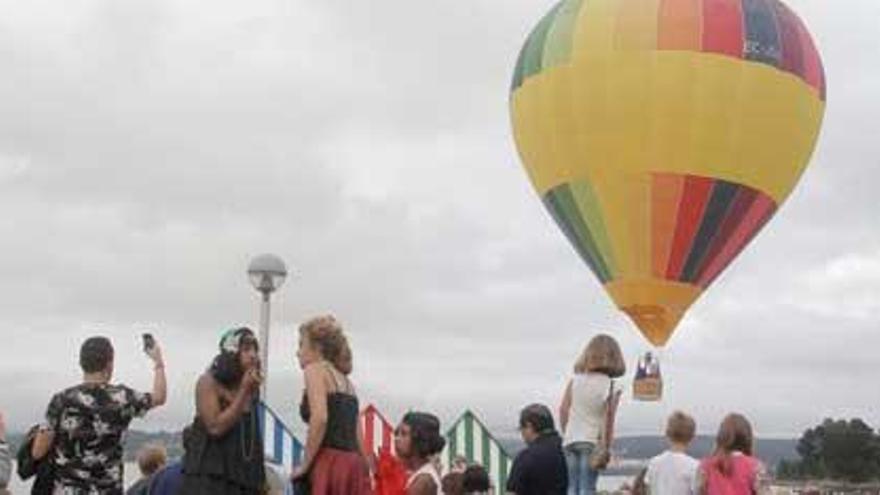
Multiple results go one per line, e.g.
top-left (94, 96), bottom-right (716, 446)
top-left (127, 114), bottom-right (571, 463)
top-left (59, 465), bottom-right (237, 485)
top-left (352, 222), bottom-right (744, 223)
top-left (666, 411), bottom-right (696, 444)
top-left (574, 334), bottom-right (626, 378)
top-left (299, 315), bottom-right (353, 375)
top-left (137, 444), bottom-right (167, 476)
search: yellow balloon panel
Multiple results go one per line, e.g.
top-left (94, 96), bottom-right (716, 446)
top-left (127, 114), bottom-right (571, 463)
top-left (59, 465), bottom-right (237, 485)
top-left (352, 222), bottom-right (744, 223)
top-left (511, 53), bottom-right (824, 203)
top-left (510, 0), bottom-right (826, 346)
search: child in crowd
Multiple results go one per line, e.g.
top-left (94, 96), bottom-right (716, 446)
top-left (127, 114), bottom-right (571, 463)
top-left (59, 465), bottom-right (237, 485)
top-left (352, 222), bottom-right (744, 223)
top-left (125, 444), bottom-right (167, 495)
top-left (645, 411), bottom-right (699, 495)
top-left (462, 464), bottom-right (491, 494)
top-left (698, 413), bottom-right (768, 495)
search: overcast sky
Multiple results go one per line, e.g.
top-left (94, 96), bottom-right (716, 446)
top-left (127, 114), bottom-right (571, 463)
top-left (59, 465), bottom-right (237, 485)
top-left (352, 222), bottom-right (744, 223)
top-left (0, 0), bottom-right (877, 441)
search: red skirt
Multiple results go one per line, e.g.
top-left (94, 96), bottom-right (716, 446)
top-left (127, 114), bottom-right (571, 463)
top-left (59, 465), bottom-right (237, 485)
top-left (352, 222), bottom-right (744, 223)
top-left (309, 447), bottom-right (373, 495)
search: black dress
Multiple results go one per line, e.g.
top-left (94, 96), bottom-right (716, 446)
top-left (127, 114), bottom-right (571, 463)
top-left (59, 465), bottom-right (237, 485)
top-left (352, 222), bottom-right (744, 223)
top-left (178, 398), bottom-right (266, 495)
top-left (297, 366), bottom-right (371, 494)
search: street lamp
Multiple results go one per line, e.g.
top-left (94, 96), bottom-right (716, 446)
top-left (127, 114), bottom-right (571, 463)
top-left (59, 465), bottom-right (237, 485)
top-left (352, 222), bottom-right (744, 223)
top-left (247, 253), bottom-right (288, 399)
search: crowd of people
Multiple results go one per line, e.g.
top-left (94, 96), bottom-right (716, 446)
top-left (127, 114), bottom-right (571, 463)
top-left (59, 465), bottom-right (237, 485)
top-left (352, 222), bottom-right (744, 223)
top-left (0, 318), bottom-right (769, 495)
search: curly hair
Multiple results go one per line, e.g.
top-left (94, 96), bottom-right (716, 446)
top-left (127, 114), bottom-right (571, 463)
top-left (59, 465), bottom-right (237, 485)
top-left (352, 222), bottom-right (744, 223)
top-left (299, 315), bottom-right (353, 375)
top-left (210, 327), bottom-right (258, 387)
top-left (402, 412), bottom-right (446, 459)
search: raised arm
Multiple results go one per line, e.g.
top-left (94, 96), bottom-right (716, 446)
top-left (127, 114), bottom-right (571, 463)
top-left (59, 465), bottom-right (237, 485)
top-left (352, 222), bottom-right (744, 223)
top-left (195, 372), bottom-right (259, 437)
top-left (146, 343), bottom-right (167, 408)
top-left (559, 379), bottom-right (573, 434)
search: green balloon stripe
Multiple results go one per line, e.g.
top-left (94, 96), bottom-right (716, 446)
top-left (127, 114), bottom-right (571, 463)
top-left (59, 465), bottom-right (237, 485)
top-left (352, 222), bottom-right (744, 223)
top-left (541, 0), bottom-right (584, 70)
top-left (545, 185), bottom-right (613, 283)
top-left (544, 192), bottom-right (607, 283)
top-left (568, 180), bottom-right (618, 277)
top-left (522, 4), bottom-right (561, 79)
top-left (512, 1), bottom-right (566, 91)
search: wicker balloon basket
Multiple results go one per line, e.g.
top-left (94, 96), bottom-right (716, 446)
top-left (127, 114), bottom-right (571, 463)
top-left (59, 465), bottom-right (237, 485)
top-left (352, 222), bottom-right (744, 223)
top-left (633, 376), bottom-right (663, 402)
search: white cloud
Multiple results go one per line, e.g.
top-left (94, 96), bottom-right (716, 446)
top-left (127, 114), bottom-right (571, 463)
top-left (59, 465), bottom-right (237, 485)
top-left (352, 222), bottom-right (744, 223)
top-left (0, 152), bottom-right (29, 182)
top-left (0, 0), bottom-right (877, 441)
top-left (789, 251), bottom-right (880, 320)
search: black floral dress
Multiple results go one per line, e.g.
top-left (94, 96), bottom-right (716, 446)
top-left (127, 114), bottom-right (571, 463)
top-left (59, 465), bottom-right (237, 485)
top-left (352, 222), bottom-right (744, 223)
top-left (45, 383), bottom-right (153, 495)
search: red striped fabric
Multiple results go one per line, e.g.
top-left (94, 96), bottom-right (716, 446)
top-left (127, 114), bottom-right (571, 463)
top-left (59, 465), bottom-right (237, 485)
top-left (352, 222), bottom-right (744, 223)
top-left (666, 176), bottom-right (715, 280)
top-left (702, 0), bottom-right (744, 58)
top-left (658, 0), bottom-right (704, 50)
top-left (794, 8), bottom-right (826, 99)
top-left (363, 407), bottom-right (376, 455)
top-left (361, 405), bottom-right (395, 456)
top-left (693, 187), bottom-right (759, 283)
top-left (697, 194), bottom-right (777, 287)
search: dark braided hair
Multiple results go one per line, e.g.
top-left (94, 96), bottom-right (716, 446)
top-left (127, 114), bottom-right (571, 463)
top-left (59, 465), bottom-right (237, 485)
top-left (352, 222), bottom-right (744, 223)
top-left (402, 412), bottom-right (446, 459)
top-left (210, 327), bottom-right (258, 387)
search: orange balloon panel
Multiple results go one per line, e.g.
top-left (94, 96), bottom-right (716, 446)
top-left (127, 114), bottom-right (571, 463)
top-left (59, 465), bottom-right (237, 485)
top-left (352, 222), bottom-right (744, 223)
top-left (510, 0), bottom-right (825, 346)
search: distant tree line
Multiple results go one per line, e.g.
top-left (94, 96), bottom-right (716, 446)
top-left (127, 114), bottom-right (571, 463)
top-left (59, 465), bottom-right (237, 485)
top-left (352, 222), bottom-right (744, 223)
top-left (778, 418), bottom-right (880, 483)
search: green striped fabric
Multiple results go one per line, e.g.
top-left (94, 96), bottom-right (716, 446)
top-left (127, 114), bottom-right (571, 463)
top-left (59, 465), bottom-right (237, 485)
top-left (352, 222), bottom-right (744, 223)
top-left (511, 0), bottom-right (584, 91)
top-left (442, 410), bottom-right (513, 492)
top-left (544, 180), bottom-right (617, 283)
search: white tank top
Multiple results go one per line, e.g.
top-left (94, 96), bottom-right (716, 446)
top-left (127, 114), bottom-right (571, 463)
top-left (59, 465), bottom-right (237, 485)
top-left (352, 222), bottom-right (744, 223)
top-left (563, 372), bottom-right (614, 446)
top-left (406, 462), bottom-right (441, 491)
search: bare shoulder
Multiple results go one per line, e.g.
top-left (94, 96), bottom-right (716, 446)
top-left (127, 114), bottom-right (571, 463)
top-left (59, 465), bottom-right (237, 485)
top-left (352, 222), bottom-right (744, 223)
top-left (196, 373), bottom-right (218, 393)
top-left (408, 474), bottom-right (438, 495)
top-left (303, 362), bottom-right (326, 381)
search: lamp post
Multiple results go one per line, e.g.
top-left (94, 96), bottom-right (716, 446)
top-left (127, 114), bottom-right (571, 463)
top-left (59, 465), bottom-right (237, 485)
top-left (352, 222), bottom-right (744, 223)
top-left (247, 254), bottom-right (288, 399)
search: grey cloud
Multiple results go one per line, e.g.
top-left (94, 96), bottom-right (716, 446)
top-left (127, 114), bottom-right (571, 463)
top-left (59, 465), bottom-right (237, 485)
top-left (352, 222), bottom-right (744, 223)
top-left (0, 0), bottom-right (878, 441)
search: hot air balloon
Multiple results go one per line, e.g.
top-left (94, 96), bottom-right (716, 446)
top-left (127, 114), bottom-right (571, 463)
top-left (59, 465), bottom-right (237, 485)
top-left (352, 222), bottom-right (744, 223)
top-left (510, 0), bottom-right (825, 398)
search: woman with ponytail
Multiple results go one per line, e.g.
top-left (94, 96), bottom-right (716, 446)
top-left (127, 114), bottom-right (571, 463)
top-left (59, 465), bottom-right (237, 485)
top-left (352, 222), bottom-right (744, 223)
top-left (698, 414), bottom-right (768, 495)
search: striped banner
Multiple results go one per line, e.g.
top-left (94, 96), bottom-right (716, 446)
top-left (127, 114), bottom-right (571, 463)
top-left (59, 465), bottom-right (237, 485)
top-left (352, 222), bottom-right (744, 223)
top-left (361, 403), bottom-right (395, 456)
top-left (442, 410), bottom-right (512, 491)
top-left (258, 401), bottom-right (305, 470)
top-left (255, 401), bottom-right (513, 493)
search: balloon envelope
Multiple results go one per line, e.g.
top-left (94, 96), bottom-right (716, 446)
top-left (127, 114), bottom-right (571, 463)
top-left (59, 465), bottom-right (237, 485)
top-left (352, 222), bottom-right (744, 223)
top-left (510, 0), bottom-right (825, 346)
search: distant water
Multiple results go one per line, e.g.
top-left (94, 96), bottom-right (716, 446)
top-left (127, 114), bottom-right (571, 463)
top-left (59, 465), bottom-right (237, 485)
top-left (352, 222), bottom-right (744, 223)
top-left (8, 462), bottom-right (142, 492)
top-left (598, 474), bottom-right (633, 492)
top-left (8, 463), bottom-right (631, 494)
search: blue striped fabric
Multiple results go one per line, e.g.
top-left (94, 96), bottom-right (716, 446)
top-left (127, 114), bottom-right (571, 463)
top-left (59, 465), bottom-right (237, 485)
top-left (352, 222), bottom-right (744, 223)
top-left (258, 401), bottom-right (305, 482)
